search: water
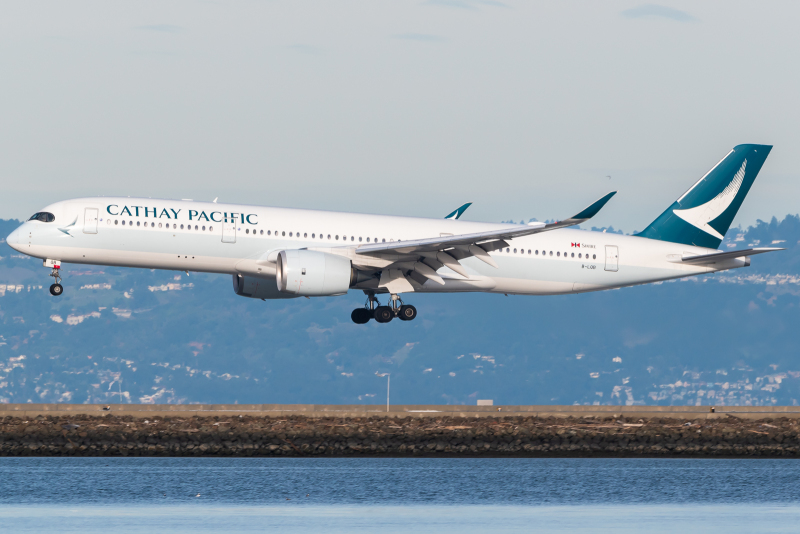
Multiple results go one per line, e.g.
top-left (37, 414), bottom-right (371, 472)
top-left (0, 458), bottom-right (798, 532)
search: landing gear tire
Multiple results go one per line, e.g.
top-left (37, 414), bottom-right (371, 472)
top-left (49, 283), bottom-right (63, 296)
top-left (351, 308), bottom-right (371, 324)
top-left (374, 306), bottom-right (394, 323)
top-left (398, 304), bottom-right (417, 321)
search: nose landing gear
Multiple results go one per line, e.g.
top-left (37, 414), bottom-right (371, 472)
top-left (45, 259), bottom-right (64, 296)
top-left (350, 292), bottom-right (417, 324)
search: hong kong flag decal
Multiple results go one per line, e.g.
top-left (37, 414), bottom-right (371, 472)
top-left (571, 242), bottom-right (580, 247)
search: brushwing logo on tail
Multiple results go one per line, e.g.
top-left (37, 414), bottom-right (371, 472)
top-left (672, 160), bottom-right (747, 240)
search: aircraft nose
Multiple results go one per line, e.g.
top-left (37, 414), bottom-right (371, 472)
top-left (5, 226), bottom-right (22, 251)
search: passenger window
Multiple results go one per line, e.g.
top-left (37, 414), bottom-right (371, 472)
top-left (327, 234), bottom-right (331, 239)
top-left (289, 232), bottom-right (292, 237)
top-left (366, 237), bottom-right (370, 242)
top-left (260, 229), bottom-right (263, 235)
top-left (304, 233), bottom-right (307, 238)
top-left (282, 231), bottom-right (285, 236)
top-left (382, 238), bottom-right (386, 243)
top-left (136, 221), bottom-right (140, 227)
top-left (209, 226), bottom-right (213, 231)
top-left (359, 237), bottom-right (362, 242)
top-left (571, 253), bottom-right (574, 258)
top-left (203, 226), bottom-right (207, 231)
top-left (115, 220), bottom-right (119, 225)
top-left (593, 254), bottom-right (596, 259)
top-left (312, 233), bottom-right (315, 238)
top-left (549, 251), bottom-right (553, 256)
top-left (180, 224), bottom-right (184, 230)
top-left (513, 248), bottom-right (517, 253)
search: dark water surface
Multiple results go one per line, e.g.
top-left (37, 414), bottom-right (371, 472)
top-left (0, 458), bottom-right (798, 532)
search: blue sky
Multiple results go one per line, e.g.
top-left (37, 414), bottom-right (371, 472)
top-left (1, 1), bottom-right (798, 231)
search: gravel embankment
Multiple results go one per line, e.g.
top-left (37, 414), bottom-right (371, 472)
top-left (1, 414), bottom-right (798, 457)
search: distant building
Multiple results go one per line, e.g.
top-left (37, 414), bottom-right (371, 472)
top-left (477, 399), bottom-right (493, 406)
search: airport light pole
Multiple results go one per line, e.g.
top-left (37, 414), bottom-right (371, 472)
top-left (375, 372), bottom-right (390, 412)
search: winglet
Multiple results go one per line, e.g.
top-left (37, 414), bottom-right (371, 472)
top-left (444, 203), bottom-right (472, 220)
top-left (569, 191), bottom-right (616, 221)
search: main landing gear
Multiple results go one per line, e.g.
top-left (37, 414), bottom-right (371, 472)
top-left (47, 260), bottom-right (64, 296)
top-left (351, 292), bottom-right (417, 324)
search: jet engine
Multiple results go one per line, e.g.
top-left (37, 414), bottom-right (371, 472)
top-left (233, 274), bottom-right (299, 300)
top-left (276, 250), bottom-right (354, 296)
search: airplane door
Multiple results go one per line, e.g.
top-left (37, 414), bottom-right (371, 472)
top-left (605, 245), bottom-right (619, 272)
top-left (83, 208), bottom-right (98, 234)
top-left (222, 219), bottom-right (236, 243)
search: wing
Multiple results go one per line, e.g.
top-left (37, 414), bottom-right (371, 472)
top-left (444, 203), bottom-right (472, 220)
top-left (358, 191), bottom-right (616, 256)
top-left (339, 191), bottom-right (616, 290)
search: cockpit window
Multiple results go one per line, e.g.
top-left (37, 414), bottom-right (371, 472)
top-left (28, 212), bottom-right (55, 223)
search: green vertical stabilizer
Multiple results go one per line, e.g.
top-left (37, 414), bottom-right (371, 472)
top-left (637, 144), bottom-right (772, 248)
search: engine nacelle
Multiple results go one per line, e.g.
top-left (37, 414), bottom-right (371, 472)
top-left (276, 250), bottom-right (353, 296)
top-left (233, 274), bottom-right (298, 300)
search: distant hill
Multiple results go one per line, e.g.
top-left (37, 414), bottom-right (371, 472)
top-left (1, 215), bottom-right (799, 407)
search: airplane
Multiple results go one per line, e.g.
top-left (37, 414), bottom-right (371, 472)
top-left (5, 144), bottom-right (782, 324)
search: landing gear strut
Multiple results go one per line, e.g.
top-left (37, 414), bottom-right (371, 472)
top-left (47, 262), bottom-right (64, 297)
top-left (350, 292), bottom-right (417, 324)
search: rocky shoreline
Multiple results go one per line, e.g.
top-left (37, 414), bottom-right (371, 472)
top-left (1, 414), bottom-right (798, 457)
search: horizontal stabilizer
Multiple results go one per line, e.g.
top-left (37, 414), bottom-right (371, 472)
top-left (679, 247), bottom-right (784, 265)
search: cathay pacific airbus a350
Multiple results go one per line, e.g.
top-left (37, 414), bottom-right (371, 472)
top-left (6, 144), bottom-right (782, 324)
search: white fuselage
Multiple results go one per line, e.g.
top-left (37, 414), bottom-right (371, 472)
top-left (6, 197), bottom-right (744, 296)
